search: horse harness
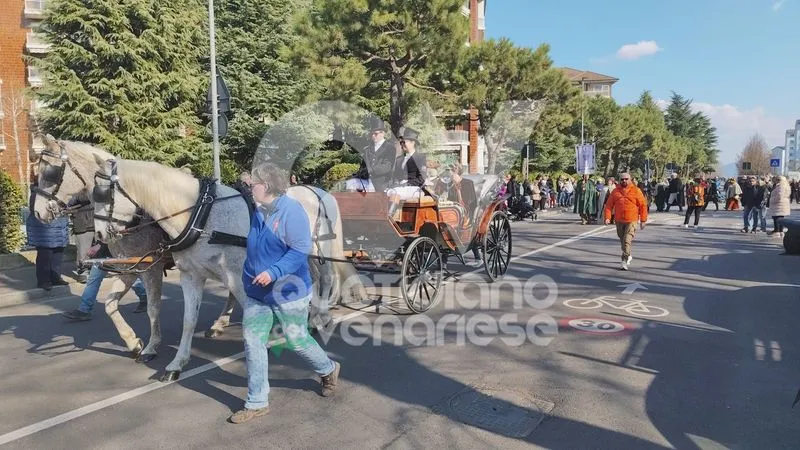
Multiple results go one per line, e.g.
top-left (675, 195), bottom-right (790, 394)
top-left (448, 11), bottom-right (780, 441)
top-left (34, 142), bottom-right (91, 215)
top-left (92, 159), bottom-right (244, 273)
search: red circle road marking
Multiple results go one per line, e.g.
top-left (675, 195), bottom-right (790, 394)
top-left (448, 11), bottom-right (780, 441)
top-left (559, 317), bottom-right (635, 336)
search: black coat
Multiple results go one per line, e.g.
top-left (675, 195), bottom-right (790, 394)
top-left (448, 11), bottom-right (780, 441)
top-left (392, 152), bottom-right (426, 187)
top-left (355, 139), bottom-right (397, 191)
top-left (741, 184), bottom-right (766, 207)
top-left (434, 177), bottom-right (477, 216)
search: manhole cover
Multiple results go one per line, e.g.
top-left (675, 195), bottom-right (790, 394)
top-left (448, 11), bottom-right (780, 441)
top-left (447, 386), bottom-right (554, 438)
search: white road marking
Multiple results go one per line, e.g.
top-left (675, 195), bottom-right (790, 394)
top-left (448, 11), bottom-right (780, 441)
top-left (0, 223), bottom-right (622, 445)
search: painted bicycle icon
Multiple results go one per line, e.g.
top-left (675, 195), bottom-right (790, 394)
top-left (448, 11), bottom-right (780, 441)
top-left (562, 295), bottom-right (669, 318)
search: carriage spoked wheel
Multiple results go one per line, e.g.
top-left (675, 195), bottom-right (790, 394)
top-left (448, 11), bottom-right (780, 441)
top-left (401, 237), bottom-right (444, 313)
top-left (482, 211), bottom-right (512, 281)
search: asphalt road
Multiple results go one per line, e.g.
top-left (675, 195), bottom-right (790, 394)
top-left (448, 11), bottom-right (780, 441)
top-left (1, 207), bottom-right (799, 449)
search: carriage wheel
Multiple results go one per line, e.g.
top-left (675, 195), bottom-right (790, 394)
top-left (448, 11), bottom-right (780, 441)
top-left (482, 211), bottom-right (512, 281)
top-left (401, 237), bottom-right (443, 313)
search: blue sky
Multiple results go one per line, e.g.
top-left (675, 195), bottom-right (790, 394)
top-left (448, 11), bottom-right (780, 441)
top-left (487, 0), bottom-right (799, 165)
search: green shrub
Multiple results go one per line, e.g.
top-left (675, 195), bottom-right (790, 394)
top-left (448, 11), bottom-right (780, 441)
top-left (187, 156), bottom-right (240, 186)
top-left (0, 170), bottom-right (25, 254)
top-left (321, 163), bottom-right (359, 190)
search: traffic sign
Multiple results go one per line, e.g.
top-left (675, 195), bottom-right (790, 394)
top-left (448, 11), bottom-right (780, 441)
top-left (771, 159), bottom-right (780, 168)
top-left (206, 74), bottom-right (231, 113)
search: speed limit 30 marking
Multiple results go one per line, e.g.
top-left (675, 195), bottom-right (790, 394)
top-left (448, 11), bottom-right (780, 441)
top-left (560, 317), bottom-right (633, 335)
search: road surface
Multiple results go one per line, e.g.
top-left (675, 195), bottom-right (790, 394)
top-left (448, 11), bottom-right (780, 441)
top-left (1, 208), bottom-right (798, 449)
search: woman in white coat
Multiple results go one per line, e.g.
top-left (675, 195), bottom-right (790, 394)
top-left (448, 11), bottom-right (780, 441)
top-left (768, 176), bottom-right (791, 236)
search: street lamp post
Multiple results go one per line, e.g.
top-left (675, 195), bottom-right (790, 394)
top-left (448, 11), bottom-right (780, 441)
top-left (208, 0), bottom-right (221, 182)
top-left (580, 76), bottom-right (585, 145)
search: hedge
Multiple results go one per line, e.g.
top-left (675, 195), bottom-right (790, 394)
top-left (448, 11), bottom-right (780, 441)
top-left (321, 163), bottom-right (359, 190)
top-left (0, 170), bottom-right (25, 254)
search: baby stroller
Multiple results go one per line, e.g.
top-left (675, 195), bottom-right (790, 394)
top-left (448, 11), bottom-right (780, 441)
top-left (507, 183), bottom-right (536, 221)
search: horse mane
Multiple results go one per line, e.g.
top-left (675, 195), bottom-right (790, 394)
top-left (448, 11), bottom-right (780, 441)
top-left (60, 140), bottom-right (115, 161)
top-left (115, 159), bottom-right (200, 216)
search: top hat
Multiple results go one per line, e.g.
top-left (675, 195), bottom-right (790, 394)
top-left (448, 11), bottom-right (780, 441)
top-left (398, 126), bottom-right (420, 143)
top-left (369, 119), bottom-right (387, 133)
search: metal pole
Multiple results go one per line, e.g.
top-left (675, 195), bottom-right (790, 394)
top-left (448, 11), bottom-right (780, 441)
top-left (580, 78), bottom-right (585, 145)
top-left (208, 0), bottom-right (221, 182)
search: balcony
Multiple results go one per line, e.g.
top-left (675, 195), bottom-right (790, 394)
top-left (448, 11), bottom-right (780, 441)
top-left (445, 130), bottom-right (469, 143)
top-left (24, 0), bottom-right (45, 19)
top-left (28, 66), bottom-right (43, 88)
top-left (26, 32), bottom-right (50, 54)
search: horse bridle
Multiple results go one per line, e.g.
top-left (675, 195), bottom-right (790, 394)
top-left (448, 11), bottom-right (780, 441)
top-left (34, 142), bottom-right (90, 216)
top-left (92, 160), bottom-right (145, 236)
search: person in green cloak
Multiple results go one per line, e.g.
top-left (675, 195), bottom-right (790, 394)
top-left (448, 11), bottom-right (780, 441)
top-left (573, 173), bottom-right (598, 224)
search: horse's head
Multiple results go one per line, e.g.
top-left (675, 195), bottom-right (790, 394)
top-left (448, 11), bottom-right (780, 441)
top-left (91, 155), bottom-right (143, 242)
top-left (32, 135), bottom-right (90, 222)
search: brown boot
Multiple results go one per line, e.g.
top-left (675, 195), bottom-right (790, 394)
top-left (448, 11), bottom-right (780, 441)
top-left (228, 406), bottom-right (269, 424)
top-left (321, 362), bottom-right (341, 397)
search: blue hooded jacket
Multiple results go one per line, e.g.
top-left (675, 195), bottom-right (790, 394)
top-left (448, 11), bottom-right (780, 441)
top-left (242, 195), bottom-right (312, 304)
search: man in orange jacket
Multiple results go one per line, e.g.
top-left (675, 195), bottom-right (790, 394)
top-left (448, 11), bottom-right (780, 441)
top-left (603, 173), bottom-right (648, 270)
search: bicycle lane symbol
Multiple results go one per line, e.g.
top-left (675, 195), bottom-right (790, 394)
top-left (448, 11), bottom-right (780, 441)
top-left (562, 296), bottom-right (669, 318)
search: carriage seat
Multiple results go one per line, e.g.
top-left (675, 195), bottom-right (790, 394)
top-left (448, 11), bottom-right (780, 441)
top-left (400, 195), bottom-right (437, 207)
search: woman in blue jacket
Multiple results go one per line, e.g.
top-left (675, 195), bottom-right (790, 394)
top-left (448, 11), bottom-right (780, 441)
top-left (26, 184), bottom-right (70, 290)
top-left (229, 163), bottom-right (340, 424)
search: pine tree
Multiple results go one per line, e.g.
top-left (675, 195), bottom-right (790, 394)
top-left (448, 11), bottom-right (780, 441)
top-left (34, 0), bottom-right (208, 166)
top-left (291, 0), bottom-right (468, 135)
top-left (214, 0), bottom-right (310, 168)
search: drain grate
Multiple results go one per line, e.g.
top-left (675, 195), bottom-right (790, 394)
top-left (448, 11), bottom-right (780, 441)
top-left (447, 386), bottom-right (554, 438)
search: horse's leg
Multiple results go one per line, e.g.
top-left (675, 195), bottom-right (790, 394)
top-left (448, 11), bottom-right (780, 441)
top-left (161, 270), bottom-right (206, 382)
top-left (135, 266), bottom-right (164, 363)
top-left (103, 274), bottom-right (145, 357)
top-left (205, 292), bottom-right (236, 338)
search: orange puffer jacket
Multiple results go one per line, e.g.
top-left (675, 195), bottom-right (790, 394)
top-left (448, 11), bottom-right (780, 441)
top-left (603, 185), bottom-right (648, 224)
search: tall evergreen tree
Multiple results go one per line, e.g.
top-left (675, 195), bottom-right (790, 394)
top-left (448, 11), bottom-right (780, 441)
top-left (290, 0), bottom-right (468, 135)
top-left (214, 0), bottom-right (310, 168)
top-left (34, 0), bottom-right (208, 166)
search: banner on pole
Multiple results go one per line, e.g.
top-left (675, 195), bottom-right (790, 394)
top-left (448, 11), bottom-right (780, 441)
top-left (575, 143), bottom-right (596, 174)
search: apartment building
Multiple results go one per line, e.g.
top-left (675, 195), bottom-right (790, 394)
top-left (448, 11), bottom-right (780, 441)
top-left (0, 0), bottom-right (47, 184)
top-left (785, 121), bottom-right (800, 173)
top-left (560, 68), bottom-right (618, 99)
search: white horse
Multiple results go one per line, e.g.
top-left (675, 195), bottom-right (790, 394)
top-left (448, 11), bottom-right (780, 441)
top-left (91, 155), bottom-right (366, 381)
top-left (31, 137), bottom-right (200, 363)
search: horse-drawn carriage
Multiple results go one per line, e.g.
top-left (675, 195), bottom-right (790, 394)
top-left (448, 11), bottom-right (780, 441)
top-left (328, 175), bottom-right (512, 313)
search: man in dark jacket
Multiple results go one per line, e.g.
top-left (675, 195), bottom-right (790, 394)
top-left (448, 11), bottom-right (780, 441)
top-left (665, 173), bottom-right (684, 212)
top-left (348, 120), bottom-right (397, 192)
top-left (740, 176), bottom-right (766, 232)
top-left (387, 127), bottom-right (426, 217)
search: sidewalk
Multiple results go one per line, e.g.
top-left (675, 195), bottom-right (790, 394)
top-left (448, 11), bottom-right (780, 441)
top-left (0, 247), bottom-right (84, 308)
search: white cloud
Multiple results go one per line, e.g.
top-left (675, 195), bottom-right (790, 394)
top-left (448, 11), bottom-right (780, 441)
top-left (656, 99), bottom-right (792, 164)
top-left (773, 0), bottom-right (786, 11)
top-left (616, 41), bottom-right (662, 60)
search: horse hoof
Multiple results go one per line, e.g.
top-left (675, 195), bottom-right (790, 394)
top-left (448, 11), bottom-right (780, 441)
top-left (130, 340), bottom-right (144, 359)
top-left (160, 371), bottom-right (181, 382)
top-left (136, 353), bottom-right (157, 364)
top-left (205, 329), bottom-right (223, 339)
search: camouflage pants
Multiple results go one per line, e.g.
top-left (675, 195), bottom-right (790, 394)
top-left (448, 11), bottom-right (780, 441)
top-left (242, 295), bottom-right (336, 409)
